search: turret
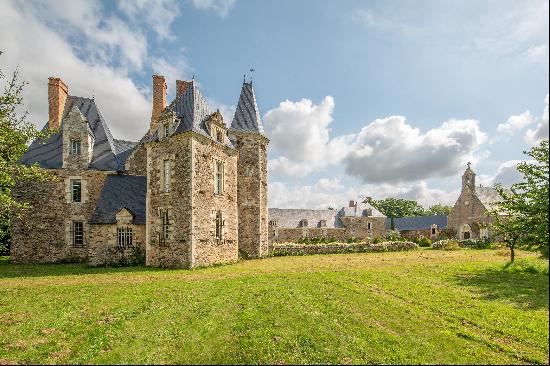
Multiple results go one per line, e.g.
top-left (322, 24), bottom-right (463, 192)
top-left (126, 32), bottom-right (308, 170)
top-left (462, 162), bottom-right (476, 192)
top-left (229, 81), bottom-right (269, 257)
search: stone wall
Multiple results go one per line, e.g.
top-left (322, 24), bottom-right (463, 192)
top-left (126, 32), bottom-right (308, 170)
top-left (191, 133), bottom-right (239, 267)
top-left (88, 223), bottom-right (146, 266)
top-left (271, 227), bottom-right (347, 243)
top-left (125, 141), bottom-right (148, 176)
top-left (231, 131), bottom-right (269, 258)
top-left (272, 241), bottom-right (417, 256)
top-left (146, 133), bottom-right (193, 268)
top-left (340, 216), bottom-right (387, 240)
top-left (448, 187), bottom-right (493, 240)
top-left (11, 169), bottom-right (109, 263)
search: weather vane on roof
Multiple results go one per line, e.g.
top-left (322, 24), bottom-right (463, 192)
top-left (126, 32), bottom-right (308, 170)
top-left (248, 68), bottom-right (255, 84)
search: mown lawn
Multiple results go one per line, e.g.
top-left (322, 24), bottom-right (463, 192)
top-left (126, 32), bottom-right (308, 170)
top-left (0, 249), bottom-right (548, 365)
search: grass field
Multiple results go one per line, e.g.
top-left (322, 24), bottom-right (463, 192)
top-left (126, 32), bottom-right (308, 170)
top-left (0, 249), bottom-right (548, 365)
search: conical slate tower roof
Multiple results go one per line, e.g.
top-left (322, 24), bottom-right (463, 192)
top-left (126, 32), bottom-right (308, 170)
top-left (230, 82), bottom-right (265, 135)
top-left (173, 80), bottom-right (211, 135)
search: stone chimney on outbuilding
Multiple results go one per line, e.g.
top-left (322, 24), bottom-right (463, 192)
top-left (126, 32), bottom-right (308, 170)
top-left (48, 77), bottom-right (68, 129)
top-left (151, 75), bottom-right (167, 130)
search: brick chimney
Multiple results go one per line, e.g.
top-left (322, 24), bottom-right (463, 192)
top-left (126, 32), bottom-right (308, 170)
top-left (348, 200), bottom-right (356, 208)
top-left (151, 75), bottom-right (167, 130)
top-left (176, 80), bottom-right (190, 100)
top-left (48, 77), bottom-right (68, 129)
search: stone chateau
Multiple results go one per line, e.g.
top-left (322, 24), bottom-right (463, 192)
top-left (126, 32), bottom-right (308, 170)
top-left (11, 75), bottom-right (502, 267)
top-left (12, 75), bottom-right (268, 267)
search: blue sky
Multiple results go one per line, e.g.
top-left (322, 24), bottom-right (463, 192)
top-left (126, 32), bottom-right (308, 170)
top-left (1, 0), bottom-right (548, 209)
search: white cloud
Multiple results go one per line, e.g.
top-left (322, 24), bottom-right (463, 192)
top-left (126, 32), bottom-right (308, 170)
top-left (478, 160), bottom-right (525, 187)
top-left (264, 96), bottom-right (354, 177)
top-left (264, 95), bottom-right (487, 183)
top-left (1, 0), bottom-right (151, 140)
top-left (191, 0), bottom-right (236, 17)
top-left (314, 178), bottom-right (344, 191)
top-left (525, 94), bottom-right (549, 145)
top-left (118, 0), bottom-right (180, 40)
top-left (493, 110), bottom-right (534, 142)
top-left (268, 179), bottom-right (460, 210)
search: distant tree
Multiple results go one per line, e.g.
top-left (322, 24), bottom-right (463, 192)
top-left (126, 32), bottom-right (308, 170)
top-left (426, 203), bottom-right (452, 216)
top-left (1, 63), bottom-right (53, 254)
top-left (491, 140), bottom-right (549, 261)
top-left (364, 197), bottom-right (426, 229)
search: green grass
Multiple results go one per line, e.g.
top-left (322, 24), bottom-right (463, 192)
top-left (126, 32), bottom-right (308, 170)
top-left (0, 249), bottom-right (548, 365)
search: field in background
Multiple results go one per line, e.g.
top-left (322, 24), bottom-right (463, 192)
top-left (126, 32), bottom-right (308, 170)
top-left (0, 249), bottom-right (548, 364)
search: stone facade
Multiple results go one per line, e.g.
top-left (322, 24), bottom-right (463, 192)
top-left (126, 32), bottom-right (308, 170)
top-left (447, 165), bottom-right (501, 240)
top-left (11, 169), bottom-right (109, 263)
top-left (12, 75), bottom-right (269, 268)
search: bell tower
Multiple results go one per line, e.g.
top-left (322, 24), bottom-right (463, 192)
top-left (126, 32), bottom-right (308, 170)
top-left (229, 80), bottom-right (269, 258)
top-left (462, 162), bottom-right (476, 192)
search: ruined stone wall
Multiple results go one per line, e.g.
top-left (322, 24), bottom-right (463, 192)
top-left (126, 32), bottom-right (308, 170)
top-left (232, 132), bottom-right (269, 257)
top-left (270, 227), bottom-right (347, 243)
top-left (448, 188), bottom-right (492, 240)
top-left (146, 134), bottom-right (193, 268)
top-left (88, 223), bottom-right (146, 266)
top-left (11, 169), bottom-right (109, 263)
top-left (191, 135), bottom-right (239, 267)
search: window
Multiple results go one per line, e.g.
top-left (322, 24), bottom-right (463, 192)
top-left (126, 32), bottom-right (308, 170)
top-left (431, 227), bottom-right (437, 235)
top-left (269, 220), bottom-right (277, 227)
top-left (70, 140), bottom-right (81, 155)
top-left (367, 222), bottom-right (372, 230)
top-left (216, 129), bottom-right (223, 143)
top-left (71, 221), bottom-right (84, 247)
top-left (214, 160), bottom-right (224, 195)
top-left (163, 159), bottom-right (171, 192)
top-left (71, 179), bottom-right (81, 202)
top-left (215, 211), bottom-right (224, 240)
top-left (299, 219), bottom-right (308, 227)
top-left (163, 123), bottom-right (170, 138)
top-left (319, 220), bottom-right (327, 227)
top-left (159, 210), bottom-right (170, 245)
top-left (117, 227), bottom-right (133, 249)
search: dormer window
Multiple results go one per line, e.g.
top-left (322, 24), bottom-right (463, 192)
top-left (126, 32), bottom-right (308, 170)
top-left (70, 140), bottom-right (81, 155)
top-left (299, 219), bottom-right (308, 227)
top-left (216, 129), bottom-right (224, 143)
top-left (269, 220), bottom-right (277, 227)
top-left (319, 220), bottom-right (327, 227)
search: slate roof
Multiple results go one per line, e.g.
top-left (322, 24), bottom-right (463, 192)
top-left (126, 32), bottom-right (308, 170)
top-left (173, 80), bottom-right (212, 136)
top-left (90, 175), bottom-right (146, 224)
top-left (475, 186), bottom-right (503, 211)
top-left (229, 82), bottom-right (265, 135)
top-left (390, 215), bottom-right (448, 231)
top-left (19, 96), bottom-right (136, 171)
top-left (268, 208), bottom-right (343, 228)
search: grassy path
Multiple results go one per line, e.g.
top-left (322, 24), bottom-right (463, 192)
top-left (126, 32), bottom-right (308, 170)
top-left (0, 249), bottom-right (548, 364)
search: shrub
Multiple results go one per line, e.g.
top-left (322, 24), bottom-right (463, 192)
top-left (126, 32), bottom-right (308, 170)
top-left (386, 229), bottom-right (403, 242)
top-left (433, 239), bottom-right (460, 250)
top-left (372, 237), bottom-right (382, 244)
top-left (418, 237), bottom-right (432, 247)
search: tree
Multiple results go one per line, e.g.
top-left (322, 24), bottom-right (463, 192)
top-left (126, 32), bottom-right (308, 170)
top-left (426, 203), bottom-right (452, 216)
top-left (491, 140), bottom-right (549, 261)
top-left (1, 63), bottom-right (53, 254)
top-left (364, 197), bottom-right (426, 229)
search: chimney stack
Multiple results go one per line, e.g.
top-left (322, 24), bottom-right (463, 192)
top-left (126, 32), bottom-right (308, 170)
top-left (151, 75), bottom-right (167, 130)
top-left (348, 200), bottom-right (356, 208)
top-left (48, 77), bottom-right (68, 130)
top-left (176, 80), bottom-right (190, 100)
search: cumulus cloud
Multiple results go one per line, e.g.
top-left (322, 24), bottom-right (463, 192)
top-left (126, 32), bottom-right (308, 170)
top-left (151, 56), bottom-right (193, 97)
top-left (191, 0), bottom-right (236, 17)
top-left (525, 94), bottom-right (549, 145)
top-left (478, 160), bottom-right (525, 187)
top-left (264, 96), bottom-right (354, 177)
top-left (118, 0), bottom-right (180, 40)
top-left (493, 111), bottom-right (534, 142)
top-left (269, 179), bottom-right (460, 210)
top-left (264, 95), bottom-right (487, 184)
top-left (1, 0), bottom-right (152, 140)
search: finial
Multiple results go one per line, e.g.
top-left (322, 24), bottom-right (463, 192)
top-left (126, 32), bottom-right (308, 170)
top-left (243, 74), bottom-right (246, 84)
top-left (467, 161), bottom-right (471, 169)
top-left (192, 73), bottom-right (195, 80)
top-left (92, 89), bottom-right (95, 100)
top-left (249, 68), bottom-right (255, 84)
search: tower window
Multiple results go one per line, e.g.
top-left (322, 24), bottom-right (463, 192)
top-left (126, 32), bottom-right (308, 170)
top-left (160, 210), bottom-right (170, 245)
top-left (70, 140), bottom-right (81, 155)
top-left (216, 130), bottom-right (223, 143)
top-left (367, 222), bottom-right (372, 230)
top-left (163, 159), bottom-right (171, 192)
top-left (163, 123), bottom-right (170, 138)
top-left (71, 221), bottom-right (84, 247)
top-left (215, 211), bottom-right (224, 240)
top-left (71, 179), bottom-right (81, 202)
top-left (214, 160), bottom-right (224, 195)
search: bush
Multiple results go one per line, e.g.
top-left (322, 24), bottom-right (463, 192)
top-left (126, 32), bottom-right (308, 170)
top-left (418, 237), bottom-right (432, 247)
top-left (386, 229), bottom-right (403, 242)
top-left (372, 237), bottom-right (382, 244)
top-left (433, 239), bottom-right (460, 251)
